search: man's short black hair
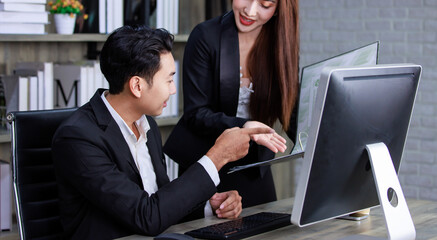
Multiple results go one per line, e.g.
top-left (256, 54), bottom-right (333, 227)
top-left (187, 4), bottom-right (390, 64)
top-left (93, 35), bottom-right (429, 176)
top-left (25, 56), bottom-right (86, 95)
top-left (100, 25), bottom-right (174, 94)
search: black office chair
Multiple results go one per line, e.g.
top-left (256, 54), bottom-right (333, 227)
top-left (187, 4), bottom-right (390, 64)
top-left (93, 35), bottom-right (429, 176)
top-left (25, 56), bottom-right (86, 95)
top-left (7, 108), bottom-right (77, 240)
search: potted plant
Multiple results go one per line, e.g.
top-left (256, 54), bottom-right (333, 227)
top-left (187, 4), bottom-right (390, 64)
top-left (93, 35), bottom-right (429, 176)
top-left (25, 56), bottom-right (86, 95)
top-left (48, 0), bottom-right (88, 34)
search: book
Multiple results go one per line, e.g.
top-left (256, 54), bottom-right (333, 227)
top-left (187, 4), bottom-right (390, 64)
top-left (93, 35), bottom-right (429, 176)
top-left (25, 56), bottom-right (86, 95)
top-left (86, 65), bottom-right (94, 104)
top-left (0, 11), bottom-right (48, 24)
top-left (28, 75), bottom-right (38, 110)
top-left (156, 0), bottom-right (178, 34)
top-left (53, 64), bottom-right (86, 108)
top-left (0, 2), bottom-right (46, 12)
top-left (0, 22), bottom-right (45, 34)
top-left (106, 0), bottom-right (114, 33)
top-left (99, 0), bottom-right (106, 33)
top-left (2, 75), bottom-right (29, 113)
top-left (18, 76), bottom-right (28, 111)
top-left (291, 41), bottom-right (380, 154)
top-left (14, 62), bottom-right (54, 110)
top-left (37, 70), bottom-right (44, 110)
top-left (0, 0), bottom-right (46, 3)
top-left (0, 160), bottom-right (11, 231)
top-left (112, 0), bottom-right (123, 30)
top-left (170, 60), bottom-right (179, 117)
top-left (74, 60), bottom-right (103, 105)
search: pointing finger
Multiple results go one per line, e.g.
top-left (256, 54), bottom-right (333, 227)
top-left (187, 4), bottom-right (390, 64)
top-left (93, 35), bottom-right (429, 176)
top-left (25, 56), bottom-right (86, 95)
top-left (241, 127), bottom-right (274, 135)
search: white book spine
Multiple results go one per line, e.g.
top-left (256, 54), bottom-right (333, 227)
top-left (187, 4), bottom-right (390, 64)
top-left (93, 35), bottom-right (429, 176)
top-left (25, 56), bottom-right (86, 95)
top-left (113, 0), bottom-right (123, 30)
top-left (0, 23), bottom-right (45, 34)
top-left (106, 0), bottom-right (114, 33)
top-left (163, 0), bottom-right (169, 31)
top-left (43, 62), bottom-right (53, 110)
top-left (86, 65), bottom-right (95, 102)
top-left (37, 70), bottom-right (44, 110)
top-left (0, 162), bottom-right (11, 230)
top-left (171, 60), bottom-right (179, 117)
top-left (99, 0), bottom-right (107, 34)
top-left (156, 0), bottom-right (163, 29)
top-left (102, 75), bottom-right (109, 89)
top-left (0, 0), bottom-right (46, 3)
top-left (79, 66), bottom-right (88, 106)
top-left (93, 62), bottom-right (103, 90)
top-left (0, 2), bottom-right (46, 12)
top-left (172, 0), bottom-right (179, 34)
top-left (18, 76), bottom-right (28, 111)
top-left (28, 76), bottom-right (38, 110)
top-left (0, 11), bottom-right (48, 24)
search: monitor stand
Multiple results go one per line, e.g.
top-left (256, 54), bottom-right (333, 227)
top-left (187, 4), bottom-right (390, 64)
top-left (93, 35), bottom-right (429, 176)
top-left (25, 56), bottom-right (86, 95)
top-left (341, 143), bottom-right (416, 240)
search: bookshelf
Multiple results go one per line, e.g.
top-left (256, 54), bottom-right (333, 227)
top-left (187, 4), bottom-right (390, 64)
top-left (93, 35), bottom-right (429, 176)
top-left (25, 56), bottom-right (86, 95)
top-left (0, 0), bottom-right (217, 155)
top-left (0, 33), bottom-right (188, 136)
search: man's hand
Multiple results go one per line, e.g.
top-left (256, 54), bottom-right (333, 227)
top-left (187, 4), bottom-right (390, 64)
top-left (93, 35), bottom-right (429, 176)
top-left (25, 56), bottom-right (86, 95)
top-left (243, 121), bottom-right (287, 153)
top-left (206, 127), bottom-right (274, 170)
top-left (209, 191), bottom-right (242, 219)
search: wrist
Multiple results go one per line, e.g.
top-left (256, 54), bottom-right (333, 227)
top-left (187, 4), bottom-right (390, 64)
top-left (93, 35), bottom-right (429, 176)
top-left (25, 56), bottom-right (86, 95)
top-left (206, 149), bottom-right (226, 171)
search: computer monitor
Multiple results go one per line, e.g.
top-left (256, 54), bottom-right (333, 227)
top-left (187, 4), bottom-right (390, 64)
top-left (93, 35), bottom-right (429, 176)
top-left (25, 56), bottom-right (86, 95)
top-left (291, 64), bottom-right (421, 239)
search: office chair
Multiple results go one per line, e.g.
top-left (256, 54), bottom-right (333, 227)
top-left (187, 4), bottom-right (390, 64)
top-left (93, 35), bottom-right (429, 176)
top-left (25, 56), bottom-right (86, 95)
top-left (7, 108), bottom-right (76, 240)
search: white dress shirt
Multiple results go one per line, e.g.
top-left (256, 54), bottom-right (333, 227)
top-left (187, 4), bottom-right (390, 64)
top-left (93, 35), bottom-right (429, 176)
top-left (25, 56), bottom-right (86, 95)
top-left (101, 91), bottom-right (220, 215)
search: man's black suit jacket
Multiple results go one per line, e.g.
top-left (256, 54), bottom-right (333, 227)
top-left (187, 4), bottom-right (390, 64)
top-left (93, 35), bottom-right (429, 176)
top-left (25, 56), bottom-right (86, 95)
top-left (52, 89), bottom-right (216, 239)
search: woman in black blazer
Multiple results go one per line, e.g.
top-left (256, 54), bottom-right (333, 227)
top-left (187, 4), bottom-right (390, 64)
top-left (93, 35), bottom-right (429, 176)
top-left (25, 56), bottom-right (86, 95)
top-left (164, 0), bottom-right (300, 208)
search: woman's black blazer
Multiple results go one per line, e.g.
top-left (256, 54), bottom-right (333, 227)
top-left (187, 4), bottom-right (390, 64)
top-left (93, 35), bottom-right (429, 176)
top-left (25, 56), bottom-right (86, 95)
top-left (164, 11), bottom-right (297, 172)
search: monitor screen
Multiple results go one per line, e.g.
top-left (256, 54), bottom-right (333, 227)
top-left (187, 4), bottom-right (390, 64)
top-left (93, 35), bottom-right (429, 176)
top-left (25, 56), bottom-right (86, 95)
top-left (291, 64), bottom-right (421, 227)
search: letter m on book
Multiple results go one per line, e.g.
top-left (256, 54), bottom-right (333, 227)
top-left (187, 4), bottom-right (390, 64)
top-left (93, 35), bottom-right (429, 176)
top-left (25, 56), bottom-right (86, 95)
top-left (54, 79), bottom-right (78, 108)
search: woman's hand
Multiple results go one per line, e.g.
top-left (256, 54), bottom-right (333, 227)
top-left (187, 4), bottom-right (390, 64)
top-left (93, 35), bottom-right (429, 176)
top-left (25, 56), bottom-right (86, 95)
top-left (243, 121), bottom-right (287, 153)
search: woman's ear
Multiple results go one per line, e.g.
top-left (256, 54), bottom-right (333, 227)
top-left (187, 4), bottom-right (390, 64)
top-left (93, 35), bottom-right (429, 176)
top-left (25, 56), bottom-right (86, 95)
top-left (128, 76), bottom-right (142, 98)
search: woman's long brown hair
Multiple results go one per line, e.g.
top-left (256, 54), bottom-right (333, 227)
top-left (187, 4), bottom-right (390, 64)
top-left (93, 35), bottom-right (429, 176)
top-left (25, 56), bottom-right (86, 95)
top-left (247, 0), bottom-right (299, 131)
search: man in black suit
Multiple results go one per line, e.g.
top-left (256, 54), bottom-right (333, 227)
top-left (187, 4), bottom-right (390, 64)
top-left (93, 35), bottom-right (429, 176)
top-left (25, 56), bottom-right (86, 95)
top-left (52, 25), bottom-right (276, 240)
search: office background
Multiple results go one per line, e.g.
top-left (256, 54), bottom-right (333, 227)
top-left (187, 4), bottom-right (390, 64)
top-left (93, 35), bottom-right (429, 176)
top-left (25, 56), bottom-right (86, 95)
top-left (293, 0), bottom-right (437, 202)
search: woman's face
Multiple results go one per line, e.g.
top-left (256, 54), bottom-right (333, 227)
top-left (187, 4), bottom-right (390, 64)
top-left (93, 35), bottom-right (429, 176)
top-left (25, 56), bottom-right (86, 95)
top-left (232, 0), bottom-right (277, 34)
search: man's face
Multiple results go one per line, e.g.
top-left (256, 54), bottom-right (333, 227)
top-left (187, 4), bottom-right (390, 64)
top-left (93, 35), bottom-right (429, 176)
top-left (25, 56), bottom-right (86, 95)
top-left (140, 52), bottom-right (177, 116)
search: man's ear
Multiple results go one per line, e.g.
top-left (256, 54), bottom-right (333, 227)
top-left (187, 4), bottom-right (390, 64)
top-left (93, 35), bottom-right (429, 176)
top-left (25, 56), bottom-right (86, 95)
top-left (128, 76), bottom-right (142, 98)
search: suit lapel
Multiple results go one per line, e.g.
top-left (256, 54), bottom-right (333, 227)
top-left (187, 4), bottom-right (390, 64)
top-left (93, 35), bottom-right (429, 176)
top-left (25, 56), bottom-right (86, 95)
top-left (89, 89), bottom-right (141, 179)
top-left (146, 117), bottom-right (170, 188)
top-left (89, 91), bottom-right (170, 189)
top-left (219, 11), bottom-right (240, 116)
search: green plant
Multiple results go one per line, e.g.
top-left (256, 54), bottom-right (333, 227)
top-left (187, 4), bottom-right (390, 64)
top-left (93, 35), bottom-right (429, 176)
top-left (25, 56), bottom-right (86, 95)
top-left (48, 0), bottom-right (88, 19)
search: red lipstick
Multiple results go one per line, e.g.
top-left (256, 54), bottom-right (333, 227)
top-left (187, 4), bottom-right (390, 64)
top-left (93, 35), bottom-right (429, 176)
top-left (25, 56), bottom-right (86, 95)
top-left (239, 15), bottom-right (255, 26)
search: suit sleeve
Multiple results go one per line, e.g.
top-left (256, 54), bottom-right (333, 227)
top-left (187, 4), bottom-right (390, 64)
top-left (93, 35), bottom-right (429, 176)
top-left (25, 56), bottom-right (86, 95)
top-left (286, 103), bottom-right (298, 145)
top-left (53, 125), bottom-right (216, 236)
top-left (182, 24), bottom-right (247, 137)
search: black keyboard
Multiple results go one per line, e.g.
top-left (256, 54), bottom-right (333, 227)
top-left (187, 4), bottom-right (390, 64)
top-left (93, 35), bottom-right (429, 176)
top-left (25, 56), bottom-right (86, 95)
top-left (185, 212), bottom-right (291, 240)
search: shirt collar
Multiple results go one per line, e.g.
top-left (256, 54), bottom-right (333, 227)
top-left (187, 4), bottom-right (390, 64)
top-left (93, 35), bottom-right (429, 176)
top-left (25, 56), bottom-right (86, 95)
top-left (101, 91), bottom-right (150, 140)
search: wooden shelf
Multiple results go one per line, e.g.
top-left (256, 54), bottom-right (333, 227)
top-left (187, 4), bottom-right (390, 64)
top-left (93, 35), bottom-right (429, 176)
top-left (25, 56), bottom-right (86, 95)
top-left (0, 33), bottom-right (189, 43)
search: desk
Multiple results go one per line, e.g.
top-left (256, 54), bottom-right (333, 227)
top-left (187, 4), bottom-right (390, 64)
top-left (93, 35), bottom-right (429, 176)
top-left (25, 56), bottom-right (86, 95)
top-left (119, 198), bottom-right (437, 240)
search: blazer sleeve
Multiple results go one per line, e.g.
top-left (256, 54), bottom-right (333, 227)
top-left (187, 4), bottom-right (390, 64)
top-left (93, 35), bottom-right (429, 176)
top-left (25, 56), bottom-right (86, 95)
top-left (53, 125), bottom-right (216, 236)
top-left (182, 23), bottom-right (247, 137)
top-left (286, 103), bottom-right (298, 145)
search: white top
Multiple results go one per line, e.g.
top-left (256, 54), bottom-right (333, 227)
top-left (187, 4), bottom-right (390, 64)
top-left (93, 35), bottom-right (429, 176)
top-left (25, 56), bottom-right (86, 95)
top-left (236, 82), bottom-right (254, 119)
